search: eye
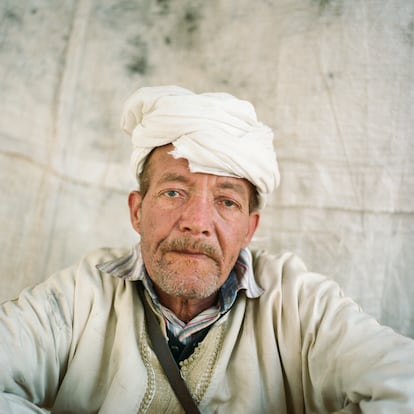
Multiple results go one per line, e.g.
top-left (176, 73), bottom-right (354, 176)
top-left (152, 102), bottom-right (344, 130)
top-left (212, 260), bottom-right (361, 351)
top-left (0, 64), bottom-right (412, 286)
top-left (223, 199), bottom-right (236, 207)
top-left (164, 190), bottom-right (180, 198)
top-left (218, 198), bottom-right (241, 210)
top-left (156, 188), bottom-right (187, 208)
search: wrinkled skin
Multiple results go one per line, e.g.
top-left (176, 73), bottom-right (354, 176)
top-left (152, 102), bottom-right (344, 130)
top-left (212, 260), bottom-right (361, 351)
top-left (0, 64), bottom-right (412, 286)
top-left (128, 145), bottom-right (260, 321)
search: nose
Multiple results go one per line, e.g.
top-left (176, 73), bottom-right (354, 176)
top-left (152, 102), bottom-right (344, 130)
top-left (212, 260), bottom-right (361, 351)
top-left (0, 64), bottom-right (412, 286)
top-left (178, 194), bottom-right (213, 237)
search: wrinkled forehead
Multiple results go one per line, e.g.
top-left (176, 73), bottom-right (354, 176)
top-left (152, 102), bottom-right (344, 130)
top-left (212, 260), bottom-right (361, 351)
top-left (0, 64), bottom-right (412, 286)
top-left (140, 144), bottom-right (180, 175)
top-left (142, 144), bottom-right (257, 197)
top-left (145, 144), bottom-right (248, 180)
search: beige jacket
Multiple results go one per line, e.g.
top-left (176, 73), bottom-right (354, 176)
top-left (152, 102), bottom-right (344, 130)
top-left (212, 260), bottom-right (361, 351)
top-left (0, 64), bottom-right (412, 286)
top-left (1, 247), bottom-right (414, 413)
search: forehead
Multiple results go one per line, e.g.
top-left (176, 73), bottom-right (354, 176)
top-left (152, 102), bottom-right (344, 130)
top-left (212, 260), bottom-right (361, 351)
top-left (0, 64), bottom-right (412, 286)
top-left (148, 144), bottom-right (187, 169)
top-left (147, 145), bottom-right (252, 192)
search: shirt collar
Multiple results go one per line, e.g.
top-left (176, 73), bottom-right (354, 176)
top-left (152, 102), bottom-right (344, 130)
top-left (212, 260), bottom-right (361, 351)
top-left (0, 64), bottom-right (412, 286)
top-left (96, 243), bottom-right (264, 302)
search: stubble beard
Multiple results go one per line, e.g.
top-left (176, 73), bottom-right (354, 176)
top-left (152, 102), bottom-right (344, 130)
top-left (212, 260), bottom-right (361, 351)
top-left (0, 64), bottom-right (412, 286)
top-left (147, 238), bottom-right (224, 300)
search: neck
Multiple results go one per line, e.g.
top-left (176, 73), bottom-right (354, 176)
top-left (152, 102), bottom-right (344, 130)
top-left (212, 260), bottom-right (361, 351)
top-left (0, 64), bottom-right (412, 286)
top-left (154, 286), bottom-right (218, 322)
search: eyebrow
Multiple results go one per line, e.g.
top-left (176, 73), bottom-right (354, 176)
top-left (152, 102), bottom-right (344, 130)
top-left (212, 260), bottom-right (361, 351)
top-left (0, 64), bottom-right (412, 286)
top-left (158, 172), bottom-right (190, 185)
top-left (157, 172), bottom-right (248, 196)
top-left (217, 180), bottom-right (248, 196)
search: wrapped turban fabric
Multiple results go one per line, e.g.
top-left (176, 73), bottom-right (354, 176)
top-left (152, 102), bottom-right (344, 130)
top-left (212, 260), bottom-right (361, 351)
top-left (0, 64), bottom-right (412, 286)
top-left (121, 85), bottom-right (280, 208)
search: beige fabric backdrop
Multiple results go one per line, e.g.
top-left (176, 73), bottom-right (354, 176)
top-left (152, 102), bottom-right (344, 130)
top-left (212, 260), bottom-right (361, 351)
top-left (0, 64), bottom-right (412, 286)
top-left (1, 0), bottom-right (413, 337)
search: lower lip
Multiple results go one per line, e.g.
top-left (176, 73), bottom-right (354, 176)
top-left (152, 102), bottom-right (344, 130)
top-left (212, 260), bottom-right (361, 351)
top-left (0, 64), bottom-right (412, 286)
top-left (170, 251), bottom-right (210, 260)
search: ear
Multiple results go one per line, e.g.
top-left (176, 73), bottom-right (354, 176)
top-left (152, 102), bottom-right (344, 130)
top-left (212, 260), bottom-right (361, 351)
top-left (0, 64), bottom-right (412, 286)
top-left (242, 211), bottom-right (260, 247)
top-left (128, 191), bottom-right (143, 234)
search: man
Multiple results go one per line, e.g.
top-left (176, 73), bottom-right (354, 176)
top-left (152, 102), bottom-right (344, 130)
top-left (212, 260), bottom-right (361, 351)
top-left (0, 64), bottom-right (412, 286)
top-left (1, 86), bottom-right (414, 413)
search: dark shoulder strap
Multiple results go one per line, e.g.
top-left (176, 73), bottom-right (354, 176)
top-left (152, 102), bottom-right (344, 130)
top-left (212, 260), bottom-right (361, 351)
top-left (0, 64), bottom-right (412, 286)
top-left (137, 284), bottom-right (201, 414)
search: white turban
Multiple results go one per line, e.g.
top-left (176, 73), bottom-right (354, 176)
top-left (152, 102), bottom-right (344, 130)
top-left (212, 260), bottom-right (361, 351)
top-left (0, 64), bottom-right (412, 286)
top-left (120, 85), bottom-right (280, 208)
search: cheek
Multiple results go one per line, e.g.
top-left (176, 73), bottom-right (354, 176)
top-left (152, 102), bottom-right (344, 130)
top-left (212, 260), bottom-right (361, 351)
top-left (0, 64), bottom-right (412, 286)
top-left (218, 221), bottom-right (250, 254)
top-left (140, 214), bottom-right (158, 238)
top-left (140, 204), bottom-right (176, 239)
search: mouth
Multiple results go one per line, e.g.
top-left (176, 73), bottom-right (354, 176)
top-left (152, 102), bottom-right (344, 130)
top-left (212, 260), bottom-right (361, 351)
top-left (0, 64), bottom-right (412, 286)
top-left (169, 249), bottom-right (212, 260)
top-left (160, 239), bottom-right (220, 264)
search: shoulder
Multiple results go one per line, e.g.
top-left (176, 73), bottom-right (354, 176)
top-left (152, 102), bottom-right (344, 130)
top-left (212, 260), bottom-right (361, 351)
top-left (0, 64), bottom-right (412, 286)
top-left (71, 246), bottom-right (134, 291)
top-left (79, 246), bottom-right (132, 270)
top-left (36, 247), bottom-right (133, 304)
top-left (251, 249), bottom-right (344, 306)
top-left (251, 249), bottom-right (319, 286)
top-left (252, 250), bottom-right (307, 281)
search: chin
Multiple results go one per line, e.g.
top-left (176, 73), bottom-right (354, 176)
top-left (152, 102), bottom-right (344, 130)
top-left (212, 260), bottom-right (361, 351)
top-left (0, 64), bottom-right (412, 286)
top-left (161, 274), bottom-right (220, 300)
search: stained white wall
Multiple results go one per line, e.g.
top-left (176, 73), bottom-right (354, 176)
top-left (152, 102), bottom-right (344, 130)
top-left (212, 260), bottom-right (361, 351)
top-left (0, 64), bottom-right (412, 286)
top-left (1, 0), bottom-right (413, 337)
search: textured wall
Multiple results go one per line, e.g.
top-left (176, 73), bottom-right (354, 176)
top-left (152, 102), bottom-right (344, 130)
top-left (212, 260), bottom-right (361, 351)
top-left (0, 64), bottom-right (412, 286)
top-left (1, 0), bottom-right (413, 337)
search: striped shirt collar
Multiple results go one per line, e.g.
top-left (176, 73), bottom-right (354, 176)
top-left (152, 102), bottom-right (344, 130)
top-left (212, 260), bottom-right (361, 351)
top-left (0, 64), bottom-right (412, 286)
top-left (96, 243), bottom-right (264, 300)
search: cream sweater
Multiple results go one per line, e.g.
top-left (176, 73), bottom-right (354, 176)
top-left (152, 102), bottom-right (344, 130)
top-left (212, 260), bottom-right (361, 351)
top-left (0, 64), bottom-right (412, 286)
top-left (1, 247), bottom-right (414, 413)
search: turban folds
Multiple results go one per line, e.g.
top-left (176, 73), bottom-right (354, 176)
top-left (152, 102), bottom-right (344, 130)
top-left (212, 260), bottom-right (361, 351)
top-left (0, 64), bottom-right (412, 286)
top-left (121, 85), bottom-right (280, 208)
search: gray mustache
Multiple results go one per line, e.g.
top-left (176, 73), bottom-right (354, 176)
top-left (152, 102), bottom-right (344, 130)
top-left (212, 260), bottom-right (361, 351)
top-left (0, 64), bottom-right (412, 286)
top-left (160, 239), bottom-right (220, 263)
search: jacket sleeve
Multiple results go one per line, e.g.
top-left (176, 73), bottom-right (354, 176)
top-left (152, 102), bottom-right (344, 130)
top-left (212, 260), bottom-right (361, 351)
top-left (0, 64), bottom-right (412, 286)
top-left (0, 268), bottom-right (75, 412)
top-left (294, 267), bottom-right (414, 413)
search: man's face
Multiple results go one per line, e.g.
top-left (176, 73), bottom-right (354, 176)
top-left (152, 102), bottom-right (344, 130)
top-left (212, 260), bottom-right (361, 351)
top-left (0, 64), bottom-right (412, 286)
top-left (128, 145), bottom-right (260, 301)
